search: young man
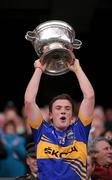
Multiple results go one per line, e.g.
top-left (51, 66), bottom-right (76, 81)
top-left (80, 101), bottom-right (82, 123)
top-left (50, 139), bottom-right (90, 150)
top-left (24, 57), bottom-right (95, 180)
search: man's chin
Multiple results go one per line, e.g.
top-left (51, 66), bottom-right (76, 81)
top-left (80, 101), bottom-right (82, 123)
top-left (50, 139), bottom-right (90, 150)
top-left (58, 124), bottom-right (68, 130)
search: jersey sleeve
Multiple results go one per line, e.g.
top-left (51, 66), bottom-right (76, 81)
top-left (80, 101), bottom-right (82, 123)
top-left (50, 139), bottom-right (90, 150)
top-left (72, 113), bottom-right (93, 144)
top-left (27, 114), bottom-right (43, 130)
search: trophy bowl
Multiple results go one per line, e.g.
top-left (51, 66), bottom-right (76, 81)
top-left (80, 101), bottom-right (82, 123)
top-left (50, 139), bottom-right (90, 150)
top-left (25, 20), bottom-right (82, 76)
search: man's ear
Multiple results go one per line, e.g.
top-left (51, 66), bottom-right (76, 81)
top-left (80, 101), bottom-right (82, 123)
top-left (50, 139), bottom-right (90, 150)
top-left (49, 112), bottom-right (53, 120)
top-left (93, 153), bottom-right (98, 160)
top-left (70, 116), bottom-right (75, 124)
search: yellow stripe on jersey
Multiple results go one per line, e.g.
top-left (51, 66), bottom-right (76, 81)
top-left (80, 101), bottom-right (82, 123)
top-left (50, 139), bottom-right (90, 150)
top-left (66, 162), bottom-right (87, 180)
top-left (41, 137), bottom-right (52, 143)
top-left (42, 135), bottom-right (48, 139)
top-left (71, 167), bottom-right (87, 180)
top-left (37, 140), bottom-right (87, 163)
top-left (65, 159), bottom-right (86, 172)
top-left (78, 112), bottom-right (93, 126)
top-left (27, 114), bottom-right (43, 129)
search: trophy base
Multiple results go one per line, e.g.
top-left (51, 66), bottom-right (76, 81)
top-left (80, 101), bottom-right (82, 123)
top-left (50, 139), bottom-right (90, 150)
top-left (40, 48), bottom-right (74, 76)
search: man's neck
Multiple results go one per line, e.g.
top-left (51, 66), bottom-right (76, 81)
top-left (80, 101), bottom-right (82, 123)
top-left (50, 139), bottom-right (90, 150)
top-left (54, 125), bottom-right (69, 132)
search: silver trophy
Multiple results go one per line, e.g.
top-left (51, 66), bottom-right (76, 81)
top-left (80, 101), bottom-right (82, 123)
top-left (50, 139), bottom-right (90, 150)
top-left (25, 20), bottom-right (82, 76)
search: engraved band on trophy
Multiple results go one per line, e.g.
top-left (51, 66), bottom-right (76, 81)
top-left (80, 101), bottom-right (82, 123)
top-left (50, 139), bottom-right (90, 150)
top-left (25, 20), bottom-right (82, 76)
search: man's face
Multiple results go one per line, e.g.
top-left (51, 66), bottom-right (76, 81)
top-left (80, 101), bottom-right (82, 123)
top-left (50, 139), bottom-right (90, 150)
top-left (49, 99), bottom-right (73, 131)
top-left (95, 140), bottom-right (112, 165)
top-left (27, 156), bottom-right (38, 174)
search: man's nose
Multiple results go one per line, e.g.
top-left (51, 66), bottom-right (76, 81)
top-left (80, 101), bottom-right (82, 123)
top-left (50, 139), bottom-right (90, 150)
top-left (108, 147), bottom-right (112, 154)
top-left (61, 111), bottom-right (66, 114)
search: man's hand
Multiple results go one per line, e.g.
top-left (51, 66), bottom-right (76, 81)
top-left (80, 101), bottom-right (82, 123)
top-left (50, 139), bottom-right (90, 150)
top-left (34, 59), bottom-right (47, 72)
top-left (67, 58), bottom-right (81, 73)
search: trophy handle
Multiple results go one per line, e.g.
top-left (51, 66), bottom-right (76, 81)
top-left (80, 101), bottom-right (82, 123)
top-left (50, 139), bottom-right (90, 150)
top-left (25, 31), bottom-right (38, 42)
top-left (73, 39), bottom-right (82, 49)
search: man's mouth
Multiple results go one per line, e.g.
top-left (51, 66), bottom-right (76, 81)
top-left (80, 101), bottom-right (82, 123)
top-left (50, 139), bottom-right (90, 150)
top-left (60, 116), bottom-right (66, 120)
top-left (108, 155), bottom-right (112, 158)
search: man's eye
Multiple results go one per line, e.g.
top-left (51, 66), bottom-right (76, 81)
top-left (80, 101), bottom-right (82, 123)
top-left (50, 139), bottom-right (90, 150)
top-left (56, 107), bottom-right (61, 110)
top-left (66, 107), bottom-right (71, 110)
top-left (104, 147), bottom-right (109, 151)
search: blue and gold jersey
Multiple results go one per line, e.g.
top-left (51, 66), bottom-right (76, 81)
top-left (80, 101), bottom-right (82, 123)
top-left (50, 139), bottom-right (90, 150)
top-left (28, 113), bottom-right (92, 180)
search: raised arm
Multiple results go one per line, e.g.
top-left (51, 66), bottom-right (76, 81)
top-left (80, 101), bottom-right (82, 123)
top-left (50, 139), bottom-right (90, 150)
top-left (24, 59), bottom-right (46, 127)
top-left (68, 57), bottom-right (95, 123)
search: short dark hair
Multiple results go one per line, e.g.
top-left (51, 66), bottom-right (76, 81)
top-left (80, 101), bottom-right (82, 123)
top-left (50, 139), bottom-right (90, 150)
top-left (49, 93), bottom-right (75, 113)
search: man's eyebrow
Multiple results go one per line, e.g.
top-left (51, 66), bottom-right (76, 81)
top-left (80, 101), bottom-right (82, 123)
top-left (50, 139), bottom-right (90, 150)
top-left (55, 105), bottom-right (71, 108)
top-left (55, 105), bottom-right (61, 107)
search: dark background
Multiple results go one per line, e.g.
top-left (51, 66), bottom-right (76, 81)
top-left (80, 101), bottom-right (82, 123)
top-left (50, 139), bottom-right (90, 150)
top-left (0, 0), bottom-right (112, 112)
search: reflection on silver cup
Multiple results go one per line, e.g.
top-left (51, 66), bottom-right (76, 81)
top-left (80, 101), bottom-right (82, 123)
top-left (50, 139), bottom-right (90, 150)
top-left (41, 48), bottom-right (74, 76)
top-left (25, 20), bottom-right (82, 76)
